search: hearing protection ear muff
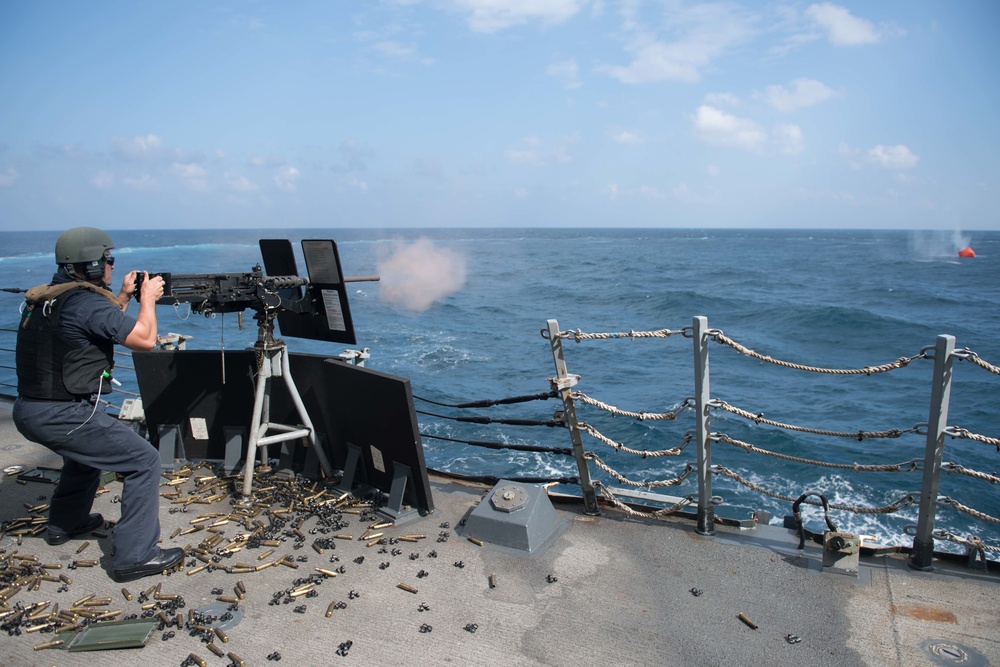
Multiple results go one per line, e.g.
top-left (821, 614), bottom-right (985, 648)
top-left (64, 259), bottom-right (106, 282)
top-left (82, 259), bottom-right (106, 281)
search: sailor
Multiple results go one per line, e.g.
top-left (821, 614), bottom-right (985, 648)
top-left (12, 226), bottom-right (184, 582)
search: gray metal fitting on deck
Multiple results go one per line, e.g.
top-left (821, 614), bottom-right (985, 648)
top-left (822, 531), bottom-right (860, 575)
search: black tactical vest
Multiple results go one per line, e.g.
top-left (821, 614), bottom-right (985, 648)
top-left (16, 283), bottom-right (119, 400)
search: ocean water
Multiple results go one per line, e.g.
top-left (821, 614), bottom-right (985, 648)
top-left (1, 228), bottom-right (998, 555)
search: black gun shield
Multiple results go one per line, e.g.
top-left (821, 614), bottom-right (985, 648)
top-left (259, 239), bottom-right (356, 344)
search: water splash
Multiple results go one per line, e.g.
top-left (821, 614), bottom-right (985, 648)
top-left (909, 229), bottom-right (971, 260)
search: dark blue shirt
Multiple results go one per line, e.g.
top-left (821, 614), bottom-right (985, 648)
top-left (51, 271), bottom-right (136, 348)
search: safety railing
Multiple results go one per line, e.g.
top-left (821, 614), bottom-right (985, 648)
top-left (544, 317), bottom-right (1000, 569)
top-left (5, 314), bottom-right (998, 569)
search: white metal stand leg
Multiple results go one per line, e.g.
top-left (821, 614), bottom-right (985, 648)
top-left (240, 342), bottom-right (332, 497)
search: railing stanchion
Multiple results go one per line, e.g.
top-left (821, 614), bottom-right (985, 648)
top-left (910, 334), bottom-right (955, 571)
top-left (546, 319), bottom-right (600, 515)
top-left (693, 316), bottom-right (715, 535)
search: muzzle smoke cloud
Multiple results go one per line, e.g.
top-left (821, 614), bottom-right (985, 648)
top-left (377, 238), bottom-right (467, 312)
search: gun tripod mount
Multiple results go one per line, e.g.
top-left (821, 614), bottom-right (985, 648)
top-left (241, 307), bottom-right (333, 498)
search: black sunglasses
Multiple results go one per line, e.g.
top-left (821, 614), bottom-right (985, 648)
top-left (103, 251), bottom-right (115, 267)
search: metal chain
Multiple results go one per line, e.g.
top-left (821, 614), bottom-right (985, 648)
top-left (713, 400), bottom-right (917, 440)
top-left (593, 481), bottom-right (695, 518)
top-left (712, 465), bottom-right (919, 514)
top-left (586, 453), bottom-right (695, 489)
top-left (938, 497), bottom-right (1000, 525)
top-left (571, 392), bottom-right (692, 421)
top-left (710, 331), bottom-right (926, 375)
top-left (579, 422), bottom-right (690, 458)
top-left (556, 328), bottom-right (685, 342)
top-left (715, 434), bottom-right (919, 472)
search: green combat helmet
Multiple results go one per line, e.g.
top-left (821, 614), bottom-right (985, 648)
top-left (55, 227), bottom-right (115, 265)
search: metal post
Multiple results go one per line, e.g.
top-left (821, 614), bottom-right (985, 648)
top-left (546, 319), bottom-right (600, 515)
top-left (692, 316), bottom-right (715, 535)
top-left (910, 334), bottom-right (955, 571)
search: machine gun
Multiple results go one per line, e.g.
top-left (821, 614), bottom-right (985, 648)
top-left (135, 266), bottom-right (306, 310)
top-left (135, 239), bottom-right (373, 346)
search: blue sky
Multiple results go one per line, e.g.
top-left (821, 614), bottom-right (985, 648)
top-left (1, 1), bottom-right (998, 231)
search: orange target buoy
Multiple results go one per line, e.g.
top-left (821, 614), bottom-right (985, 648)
top-left (958, 247), bottom-right (976, 258)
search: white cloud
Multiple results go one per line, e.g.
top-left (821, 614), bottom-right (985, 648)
top-left (172, 163), bottom-right (207, 179)
top-left (606, 4), bottom-right (753, 84)
top-left (513, 187), bottom-right (528, 199)
top-left (123, 174), bottom-right (157, 190)
top-left (373, 40), bottom-right (417, 59)
top-left (505, 149), bottom-right (538, 164)
top-left (707, 164), bottom-right (720, 177)
top-left (608, 40), bottom-right (701, 83)
top-left (773, 123), bottom-right (804, 155)
top-left (805, 3), bottom-right (880, 46)
top-left (839, 143), bottom-right (919, 170)
top-left (225, 171), bottom-right (258, 193)
top-left (612, 130), bottom-right (642, 145)
top-left (90, 171), bottom-right (114, 189)
top-left (274, 166), bottom-right (300, 192)
top-left (111, 134), bottom-right (163, 161)
top-left (693, 105), bottom-right (767, 152)
top-left (867, 144), bottom-right (918, 169)
top-left (340, 140), bottom-right (375, 172)
top-left (693, 106), bottom-right (804, 156)
top-left (704, 92), bottom-right (741, 108)
top-left (172, 163), bottom-right (208, 192)
top-left (504, 137), bottom-right (572, 165)
top-left (0, 167), bottom-right (19, 187)
top-left (455, 0), bottom-right (582, 33)
top-left (371, 40), bottom-right (433, 65)
top-left (636, 184), bottom-right (662, 199)
top-left (547, 58), bottom-right (581, 89)
top-left (760, 78), bottom-right (839, 112)
top-left (248, 155), bottom-right (285, 168)
top-left (603, 183), bottom-right (618, 200)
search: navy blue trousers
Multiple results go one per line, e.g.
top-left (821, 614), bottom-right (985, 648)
top-left (13, 396), bottom-right (161, 570)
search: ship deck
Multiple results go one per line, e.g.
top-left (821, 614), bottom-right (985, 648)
top-left (0, 402), bottom-right (997, 667)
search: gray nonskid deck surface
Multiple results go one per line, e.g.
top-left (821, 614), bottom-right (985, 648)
top-left (0, 403), bottom-right (997, 667)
